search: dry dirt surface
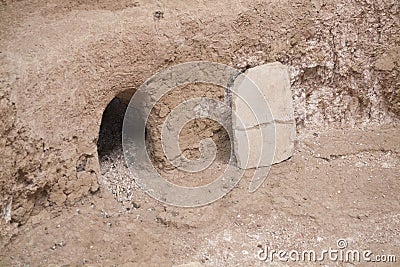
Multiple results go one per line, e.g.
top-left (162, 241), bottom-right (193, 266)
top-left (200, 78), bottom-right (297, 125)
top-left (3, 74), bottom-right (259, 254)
top-left (0, 0), bottom-right (399, 266)
top-left (1, 126), bottom-right (400, 266)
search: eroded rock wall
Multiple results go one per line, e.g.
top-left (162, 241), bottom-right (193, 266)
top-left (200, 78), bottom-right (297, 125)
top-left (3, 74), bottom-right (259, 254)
top-left (0, 0), bottom-right (398, 236)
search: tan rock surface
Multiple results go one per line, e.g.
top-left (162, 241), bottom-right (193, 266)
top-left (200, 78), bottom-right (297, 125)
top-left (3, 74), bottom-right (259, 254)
top-left (0, 0), bottom-right (399, 248)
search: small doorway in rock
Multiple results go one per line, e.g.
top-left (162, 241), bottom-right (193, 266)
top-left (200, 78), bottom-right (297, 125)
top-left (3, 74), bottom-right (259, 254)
top-left (97, 95), bottom-right (139, 209)
top-left (97, 97), bottom-right (127, 159)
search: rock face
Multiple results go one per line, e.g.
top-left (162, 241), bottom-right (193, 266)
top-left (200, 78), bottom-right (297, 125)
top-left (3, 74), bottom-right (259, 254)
top-left (232, 63), bottom-right (296, 168)
top-left (0, 0), bottom-right (399, 234)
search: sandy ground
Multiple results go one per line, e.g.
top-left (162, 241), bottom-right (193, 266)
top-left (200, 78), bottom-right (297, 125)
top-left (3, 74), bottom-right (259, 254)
top-left (0, 1), bottom-right (399, 266)
top-left (1, 124), bottom-right (399, 266)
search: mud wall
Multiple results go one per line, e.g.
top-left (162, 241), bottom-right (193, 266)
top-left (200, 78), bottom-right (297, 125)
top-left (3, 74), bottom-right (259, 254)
top-left (0, 0), bottom-right (399, 235)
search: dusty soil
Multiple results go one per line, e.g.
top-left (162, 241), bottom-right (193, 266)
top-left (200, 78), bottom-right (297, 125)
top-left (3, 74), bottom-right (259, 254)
top-left (1, 0), bottom-right (399, 266)
top-left (1, 0), bottom-right (399, 229)
top-left (1, 125), bottom-right (399, 266)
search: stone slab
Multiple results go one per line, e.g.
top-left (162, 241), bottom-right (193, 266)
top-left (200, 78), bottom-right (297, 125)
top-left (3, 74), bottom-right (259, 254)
top-left (232, 62), bottom-right (295, 169)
